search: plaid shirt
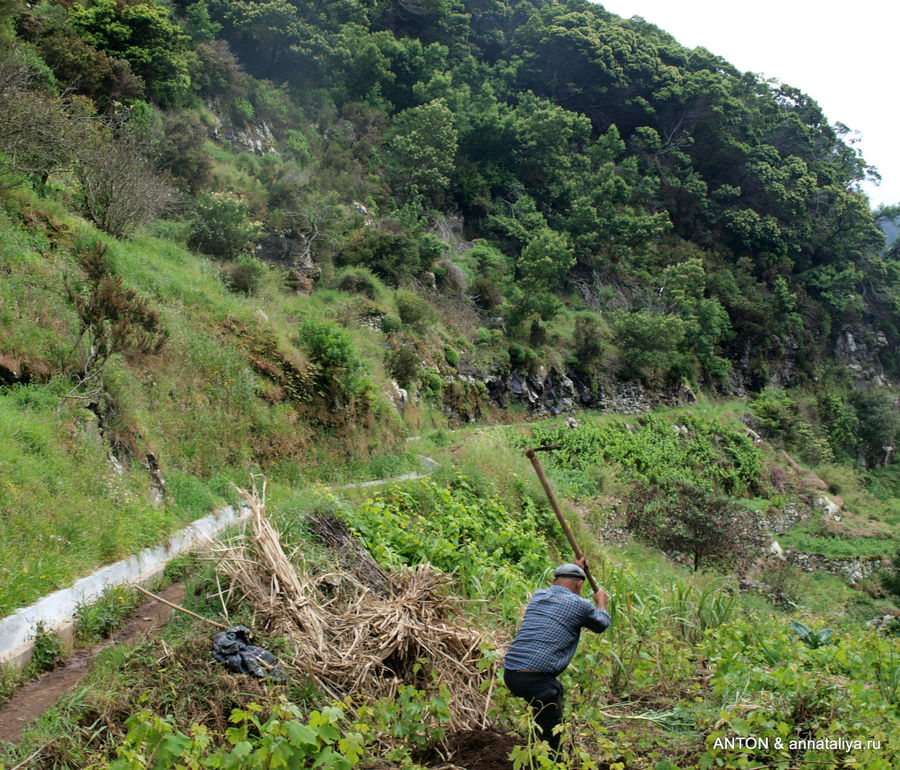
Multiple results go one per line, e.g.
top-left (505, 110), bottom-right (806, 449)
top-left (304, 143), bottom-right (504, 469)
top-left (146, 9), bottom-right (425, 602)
top-left (503, 585), bottom-right (610, 674)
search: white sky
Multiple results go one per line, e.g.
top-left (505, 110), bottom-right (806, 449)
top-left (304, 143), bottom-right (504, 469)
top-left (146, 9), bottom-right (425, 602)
top-left (596, 0), bottom-right (899, 209)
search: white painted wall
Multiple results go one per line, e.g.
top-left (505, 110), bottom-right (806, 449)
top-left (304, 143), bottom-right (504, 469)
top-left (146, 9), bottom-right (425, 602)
top-left (0, 505), bottom-right (250, 671)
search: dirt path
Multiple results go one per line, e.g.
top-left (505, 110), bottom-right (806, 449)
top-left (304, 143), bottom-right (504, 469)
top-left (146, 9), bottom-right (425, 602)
top-left (0, 583), bottom-right (185, 745)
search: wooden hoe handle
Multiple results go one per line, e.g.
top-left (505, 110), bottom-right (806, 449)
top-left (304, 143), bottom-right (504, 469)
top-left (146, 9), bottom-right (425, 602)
top-left (525, 446), bottom-right (600, 593)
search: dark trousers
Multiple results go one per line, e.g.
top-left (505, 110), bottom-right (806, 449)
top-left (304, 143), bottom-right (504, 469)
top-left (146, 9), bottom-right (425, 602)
top-left (503, 669), bottom-right (564, 754)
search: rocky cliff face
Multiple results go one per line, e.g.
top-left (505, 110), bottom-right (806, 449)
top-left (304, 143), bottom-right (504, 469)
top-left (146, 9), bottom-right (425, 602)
top-left (834, 324), bottom-right (893, 386)
top-left (447, 363), bottom-right (697, 420)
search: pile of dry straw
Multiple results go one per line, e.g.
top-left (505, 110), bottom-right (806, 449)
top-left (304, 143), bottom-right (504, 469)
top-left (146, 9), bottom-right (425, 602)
top-left (213, 482), bottom-right (501, 731)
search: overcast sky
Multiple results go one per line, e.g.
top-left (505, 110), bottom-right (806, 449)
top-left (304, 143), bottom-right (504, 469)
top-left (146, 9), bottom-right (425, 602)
top-left (596, 0), bottom-right (898, 209)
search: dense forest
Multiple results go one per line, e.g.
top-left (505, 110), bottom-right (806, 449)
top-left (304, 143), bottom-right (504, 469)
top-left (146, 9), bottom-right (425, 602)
top-left (2, 0), bottom-right (898, 392)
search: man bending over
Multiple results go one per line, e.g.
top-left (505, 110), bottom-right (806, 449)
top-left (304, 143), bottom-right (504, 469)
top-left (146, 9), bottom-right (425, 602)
top-left (503, 556), bottom-right (610, 755)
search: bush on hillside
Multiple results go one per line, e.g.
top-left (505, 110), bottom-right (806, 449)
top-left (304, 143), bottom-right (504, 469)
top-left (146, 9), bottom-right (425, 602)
top-left (387, 345), bottom-right (419, 391)
top-left (850, 389), bottom-right (899, 468)
top-left (223, 253), bottom-right (264, 295)
top-left (299, 319), bottom-right (367, 411)
top-left (336, 228), bottom-right (420, 286)
top-left (75, 124), bottom-right (174, 238)
top-left (395, 290), bottom-right (433, 329)
top-left (626, 480), bottom-right (749, 571)
top-left (63, 241), bottom-right (167, 403)
top-left (336, 266), bottom-right (383, 299)
top-left (612, 311), bottom-right (693, 386)
top-left (188, 192), bottom-right (260, 259)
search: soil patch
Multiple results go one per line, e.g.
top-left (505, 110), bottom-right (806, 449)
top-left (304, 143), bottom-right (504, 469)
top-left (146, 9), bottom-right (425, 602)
top-left (0, 583), bottom-right (184, 744)
top-left (443, 729), bottom-right (518, 770)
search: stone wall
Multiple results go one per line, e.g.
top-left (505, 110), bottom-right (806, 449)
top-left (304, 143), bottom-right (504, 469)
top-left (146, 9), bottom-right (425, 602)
top-left (786, 551), bottom-right (891, 583)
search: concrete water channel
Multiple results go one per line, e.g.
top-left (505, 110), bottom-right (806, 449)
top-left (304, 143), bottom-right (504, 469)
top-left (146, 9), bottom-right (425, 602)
top-left (0, 456), bottom-right (438, 671)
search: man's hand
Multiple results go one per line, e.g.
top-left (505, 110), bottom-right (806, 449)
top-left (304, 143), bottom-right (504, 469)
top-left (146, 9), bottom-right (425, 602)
top-left (573, 556), bottom-right (608, 609)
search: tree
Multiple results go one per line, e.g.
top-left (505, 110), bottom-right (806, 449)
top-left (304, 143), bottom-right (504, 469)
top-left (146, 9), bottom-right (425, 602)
top-left (850, 390), bottom-right (899, 468)
top-left (626, 480), bottom-right (747, 571)
top-left (385, 97), bottom-right (458, 204)
top-left (188, 192), bottom-right (260, 259)
top-left (612, 311), bottom-right (690, 385)
top-left (0, 44), bottom-right (94, 180)
top-left (507, 226), bottom-right (574, 323)
top-left (61, 241), bottom-right (167, 412)
top-left (69, 0), bottom-right (192, 105)
top-left (75, 122), bottom-right (174, 238)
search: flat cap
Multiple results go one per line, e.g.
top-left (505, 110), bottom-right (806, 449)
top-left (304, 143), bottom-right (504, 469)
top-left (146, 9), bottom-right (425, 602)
top-left (554, 563), bottom-right (586, 580)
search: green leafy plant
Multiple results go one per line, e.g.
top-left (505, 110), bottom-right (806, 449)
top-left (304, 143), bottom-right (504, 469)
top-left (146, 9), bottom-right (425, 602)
top-left (524, 413), bottom-right (760, 496)
top-left (108, 700), bottom-right (362, 769)
top-left (626, 480), bottom-right (748, 571)
top-left (27, 621), bottom-right (64, 675)
top-left (299, 319), bottom-right (368, 411)
top-left (223, 253), bottom-right (264, 295)
top-left (387, 344), bottom-right (419, 390)
top-left (75, 584), bottom-right (142, 643)
top-left (62, 241), bottom-right (167, 411)
top-left (188, 192), bottom-right (260, 259)
top-left (788, 620), bottom-right (833, 649)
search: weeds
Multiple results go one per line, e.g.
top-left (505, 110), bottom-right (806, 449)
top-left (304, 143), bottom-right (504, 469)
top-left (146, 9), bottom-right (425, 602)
top-left (26, 621), bottom-right (64, 675)
top-left (0, 660), bottom-right (21, 707)
top-left (75, 585), bottom-right (142, 644)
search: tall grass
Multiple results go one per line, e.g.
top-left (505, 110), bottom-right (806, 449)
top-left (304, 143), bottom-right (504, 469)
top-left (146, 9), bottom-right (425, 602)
top-left (0, 385), bottom-right (184, 614)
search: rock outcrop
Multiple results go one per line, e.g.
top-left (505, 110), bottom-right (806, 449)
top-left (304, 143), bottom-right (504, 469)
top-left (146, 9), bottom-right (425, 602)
top-left (473, 365), bottom-right (696, 417)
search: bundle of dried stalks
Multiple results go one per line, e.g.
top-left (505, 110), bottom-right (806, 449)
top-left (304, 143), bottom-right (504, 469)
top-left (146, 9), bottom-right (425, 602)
top-left (220, 480), bottom-right (326, 652)
top-left (307, 512), bottom-right (392, 596)
top-left (214, 482), bottom-right (499, 732)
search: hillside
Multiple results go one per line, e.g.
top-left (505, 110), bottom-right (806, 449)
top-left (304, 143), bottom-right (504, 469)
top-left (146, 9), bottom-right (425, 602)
top-left (1, 415), bottom-right (899, 768)
top-left (1, 0), bottom-right (899, 768)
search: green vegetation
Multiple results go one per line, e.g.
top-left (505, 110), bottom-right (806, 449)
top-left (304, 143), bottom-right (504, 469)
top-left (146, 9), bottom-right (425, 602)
top-left (75, 584), bottom-right (143, 644)
top-left (1, 0), bottom-right (899, 767)
top-left (3, 454), bottom-right (897, 768)
top-left (523, 412), bottom-right (761, 496)
top-left (0, 384), bottom-right (189, 614)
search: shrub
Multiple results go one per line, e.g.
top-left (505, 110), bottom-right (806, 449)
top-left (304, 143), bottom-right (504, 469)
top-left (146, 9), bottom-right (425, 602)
top-left (380, 313), bottom-right (401, 334)
top-left (444, 347), bottom-right (459, 367)
top-left (232, 96), bottom-right (254, 124)
top-left (75, 124), bottom-right (174, 238)
top-left (817, 393), bottom-right (860, 463)
top-left (419, 368), bottom-right (443, 398)
top-left (62, 241), bottom-right (167, 407)
top-left (626, 480), bottom-right (749, 571)
top-left (508, 342), bottom-right (538, 373)
top-left (27, 621), bottom-right (64, 674)
top-left (155, 110), bottom-right (213, 192)
top-left (299, 320), bottom-right (367, 410)
top-left (0, 43), bottom-right (93, 179)
top-left (850, 389), bottom-right (899, 468)
top-left (749, 388), bottom-right (798, 440)
top-left (336, 228), bottom-right (421, 286)
top-left (573, 313), bottom-right (608, 371)
top-left (285, 129), bottom-right (310, 164)
top-left (612, 311), bottom-right (692, 385)
top-left (388, 345), bottom-right (419, 390)
top-left (188, 192), bottom-right (260, 259)
top-left (395, 290), bottom-right (432, 329)
top-left (223, 253), bottom-right (264, 295)
top-left (470, 276), bottom-right (503, 311)
top-left (336, 266), bottom-right (382, 299)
